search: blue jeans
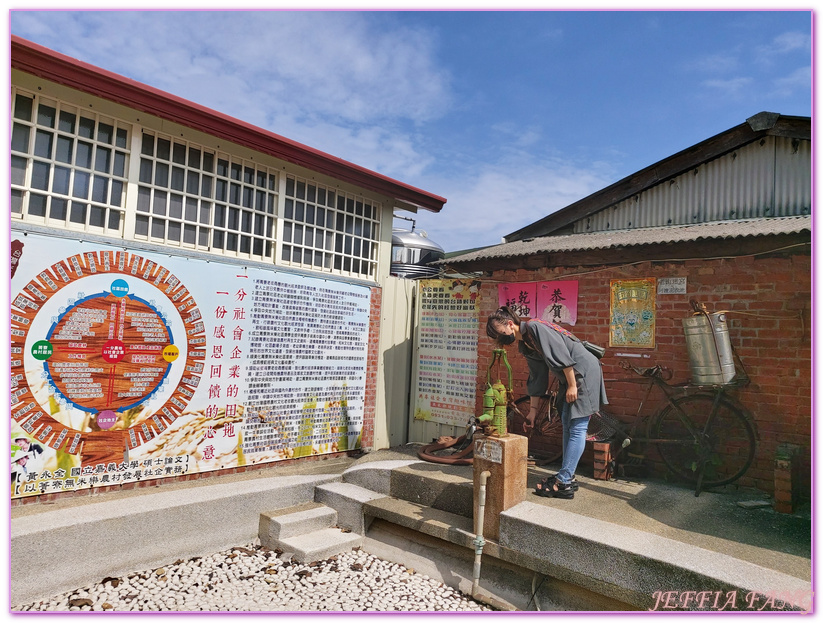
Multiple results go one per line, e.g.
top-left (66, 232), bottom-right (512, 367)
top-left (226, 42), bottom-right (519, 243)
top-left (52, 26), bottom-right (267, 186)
top-left (555, 403), bottom-right (590, 484)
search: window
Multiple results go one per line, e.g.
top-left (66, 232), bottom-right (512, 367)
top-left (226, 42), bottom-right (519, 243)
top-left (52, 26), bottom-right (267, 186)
top-left (11, 91), bottom-right (130, 232)
top-left (11, 88), bottom-right (384, 282)
top-left (281, 176), bottom-right (379, 279)
top-left (136, 132), bottom-right (277, 259)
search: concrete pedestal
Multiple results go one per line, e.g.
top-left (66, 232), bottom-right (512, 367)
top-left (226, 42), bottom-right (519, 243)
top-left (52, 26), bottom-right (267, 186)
top-left (472, 433), bottom-right (528, 541)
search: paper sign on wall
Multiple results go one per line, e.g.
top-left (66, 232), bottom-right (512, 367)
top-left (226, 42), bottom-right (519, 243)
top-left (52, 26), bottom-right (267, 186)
top-left (498, 281), bottom-right (579, 325)
top-left (609, 278), bottom-right (656, 348)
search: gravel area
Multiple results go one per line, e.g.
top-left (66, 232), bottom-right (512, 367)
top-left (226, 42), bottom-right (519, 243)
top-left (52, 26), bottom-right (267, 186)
top-left (12, 543), bottom-right (493, 612)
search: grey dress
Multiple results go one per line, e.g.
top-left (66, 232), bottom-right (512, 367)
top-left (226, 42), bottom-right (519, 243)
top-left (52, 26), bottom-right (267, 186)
top-left (517, 320), bottom-right (608, 420)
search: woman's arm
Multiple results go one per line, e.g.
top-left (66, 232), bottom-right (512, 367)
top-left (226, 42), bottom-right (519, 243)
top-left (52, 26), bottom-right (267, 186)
top-left (524, 394), bottom-right (543, 429)
top-left (563, 366), bottom-right (578, 403)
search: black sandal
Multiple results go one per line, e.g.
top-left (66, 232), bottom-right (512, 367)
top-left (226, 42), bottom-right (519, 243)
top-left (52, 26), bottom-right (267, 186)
top-left (534, 476), bottom-right (554, 497)
top-left (534, 475), bottom-right (578, 497)
top-left (551, 480), bottom-right (575, 499)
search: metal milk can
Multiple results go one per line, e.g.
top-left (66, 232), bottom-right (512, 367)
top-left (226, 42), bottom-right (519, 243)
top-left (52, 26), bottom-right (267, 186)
top-left (682, 309), bottom-right (736, 385)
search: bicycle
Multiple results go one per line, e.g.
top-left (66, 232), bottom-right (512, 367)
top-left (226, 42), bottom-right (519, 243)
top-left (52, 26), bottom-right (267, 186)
top-left (507, 360), bottom-right (759, 496)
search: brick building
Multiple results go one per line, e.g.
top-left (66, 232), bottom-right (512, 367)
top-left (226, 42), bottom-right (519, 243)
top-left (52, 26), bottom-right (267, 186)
top-left (445, 112), bottom-right (811, 498)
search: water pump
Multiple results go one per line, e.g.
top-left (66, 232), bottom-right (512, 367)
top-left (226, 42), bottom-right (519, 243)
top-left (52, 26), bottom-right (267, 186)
top-left (478, 348), bottom-right (514, 436)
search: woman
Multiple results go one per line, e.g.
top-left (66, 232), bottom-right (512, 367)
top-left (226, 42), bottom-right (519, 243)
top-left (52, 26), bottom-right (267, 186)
top-left (486, 306), bottom-right (607, 499)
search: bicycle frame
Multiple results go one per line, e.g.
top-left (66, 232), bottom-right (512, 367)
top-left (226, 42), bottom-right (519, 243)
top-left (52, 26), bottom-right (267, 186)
top-left (604, 363), bottom-right (753, 496)
top-left (511, 362), bottom-right (756, 495)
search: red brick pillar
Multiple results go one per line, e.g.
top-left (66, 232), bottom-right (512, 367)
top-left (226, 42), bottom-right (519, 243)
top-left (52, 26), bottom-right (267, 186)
top-left (774, 444), bottom-right (801, 514)
top-left (593, 441), bottom-right (612, 480)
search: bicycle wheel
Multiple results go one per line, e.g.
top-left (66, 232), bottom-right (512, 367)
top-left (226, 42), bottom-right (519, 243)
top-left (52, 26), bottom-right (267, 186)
top-left (649, 394), bottom-right (757, 487)
top-left (507, 394), bottom-right (563, 463)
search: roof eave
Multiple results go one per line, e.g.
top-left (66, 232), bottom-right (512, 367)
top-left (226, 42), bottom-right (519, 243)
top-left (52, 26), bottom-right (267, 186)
top-left (11, 35), bottom-right (446, 213)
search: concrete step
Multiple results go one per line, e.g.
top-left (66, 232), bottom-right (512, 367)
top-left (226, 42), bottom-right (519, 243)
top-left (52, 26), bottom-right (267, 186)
top-left (342, 459), bottom-right (421, 495)
top-left (341, 459), bottom-right (474, 518)
top-left (363, 495), bottom-right (475, 548)
top-left (314, 481), bottom-right (387, 534)
top-left (11, 472), bottom-right (342, 606)
top-left (259, 502), bottom-right (338, 542)
top-left (278, 527), bottom-right (364, 564)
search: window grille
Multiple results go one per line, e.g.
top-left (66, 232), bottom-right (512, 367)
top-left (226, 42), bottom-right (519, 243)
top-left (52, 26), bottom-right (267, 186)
top-left (281, 176), bottom-right (380, 279)
top-left (11, 92), bottom-right (130, 233)
top-left (136, 132), bottom-right (278, 259)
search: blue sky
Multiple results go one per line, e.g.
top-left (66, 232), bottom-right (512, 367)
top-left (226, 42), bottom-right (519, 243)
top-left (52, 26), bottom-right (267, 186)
top-left (9, 9), bottom-right (812, 252)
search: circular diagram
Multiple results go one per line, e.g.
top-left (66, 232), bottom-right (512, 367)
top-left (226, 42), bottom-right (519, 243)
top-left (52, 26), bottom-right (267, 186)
top-left (44, 291), bottom-right (174, 417)
top-left (10, 250), bottom-right (206, 464)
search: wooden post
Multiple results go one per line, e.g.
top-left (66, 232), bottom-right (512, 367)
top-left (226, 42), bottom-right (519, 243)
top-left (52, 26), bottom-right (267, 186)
top-left (472, 433), bottom-right (528, 541)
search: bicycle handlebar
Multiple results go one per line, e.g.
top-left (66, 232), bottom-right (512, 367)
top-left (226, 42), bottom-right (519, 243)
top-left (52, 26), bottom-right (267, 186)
top-left (618, 360), bottom-right (674, 381)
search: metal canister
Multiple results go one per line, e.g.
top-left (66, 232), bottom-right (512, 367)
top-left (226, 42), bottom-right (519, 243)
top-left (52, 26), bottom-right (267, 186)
top-left (492, 380), bottom-right (508, 436)
top-left (682, 312), bottom-right (736, 385)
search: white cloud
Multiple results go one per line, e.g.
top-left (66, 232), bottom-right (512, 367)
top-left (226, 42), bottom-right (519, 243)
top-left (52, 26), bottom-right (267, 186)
top-left (267, 115), bottom-right (435, 180)
top-left (11, 11), bottom-right (452, 125)
top-left (687, 52), bottom-right (740, 75)
top-left (759, 31), bottom-right (811, 55)
top-left (538, 27), bottom-right (563, 42)
top-left (701, 76), bottom-right (754, 98)
top-left (754, 30), bottom-right (812, 69)
top-left (409, 160), bottom-right (614, 252)
top-left (771, 66), bottom-right (812, 99)
top-left (11, 10), bottom-right (450, 186)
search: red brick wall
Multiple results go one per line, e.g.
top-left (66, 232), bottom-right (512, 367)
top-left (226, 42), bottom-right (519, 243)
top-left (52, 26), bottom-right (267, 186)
top-left (477, 253), bottom-right (811, 496)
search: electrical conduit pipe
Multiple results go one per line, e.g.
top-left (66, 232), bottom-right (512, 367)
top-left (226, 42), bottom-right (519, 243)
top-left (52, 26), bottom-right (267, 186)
top-left (472, 470), bottom-right (491, 600)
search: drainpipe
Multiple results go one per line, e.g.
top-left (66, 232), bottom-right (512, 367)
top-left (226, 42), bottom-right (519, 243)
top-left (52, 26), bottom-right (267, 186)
top-left (472, 470), bottom-right (491, 599)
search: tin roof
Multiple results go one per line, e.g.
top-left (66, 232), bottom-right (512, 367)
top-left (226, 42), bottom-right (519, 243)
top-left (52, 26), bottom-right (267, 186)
top-left (505, 112), bottom-right (811, 242)
top-left (11, 35), bottom-right (446, 213)
top-left (442, 215), bottom-right (811, 265)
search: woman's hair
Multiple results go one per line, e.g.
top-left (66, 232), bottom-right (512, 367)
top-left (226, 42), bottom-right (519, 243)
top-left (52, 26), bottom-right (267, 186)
top-left (485, 306), bottom-right (525, 341)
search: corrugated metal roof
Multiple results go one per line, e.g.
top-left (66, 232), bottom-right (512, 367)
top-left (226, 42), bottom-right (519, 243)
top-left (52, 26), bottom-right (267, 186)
top-left (505, 112), bottom-right (811, 242)
top-left (443, 215), bottom-right (811, 264)
top-left (576, 136), bottom-right (810, 233)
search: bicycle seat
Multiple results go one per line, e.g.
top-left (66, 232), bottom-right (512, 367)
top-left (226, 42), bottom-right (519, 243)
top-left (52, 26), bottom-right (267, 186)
top-left (619, 361), bottom-right (673, 380)
top-left (641, 365), bottom-right (662, 377)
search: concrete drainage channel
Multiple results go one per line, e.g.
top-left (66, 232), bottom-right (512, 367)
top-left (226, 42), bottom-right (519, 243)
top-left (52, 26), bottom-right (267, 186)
top-left (10, 483), bottom-right (578, 612)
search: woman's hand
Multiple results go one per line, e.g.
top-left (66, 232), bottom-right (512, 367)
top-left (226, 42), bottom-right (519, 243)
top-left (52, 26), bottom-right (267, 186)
top-left (563, 367), bottom-right (578, 403)
top-left (523, 407), bottom-right (537, 433)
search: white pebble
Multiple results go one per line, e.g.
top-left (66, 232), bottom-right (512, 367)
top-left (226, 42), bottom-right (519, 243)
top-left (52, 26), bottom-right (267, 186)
top-left (11, 543), bottom-right (492, 613)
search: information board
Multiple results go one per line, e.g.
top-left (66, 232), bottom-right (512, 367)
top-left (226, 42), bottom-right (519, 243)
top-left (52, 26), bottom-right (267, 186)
top-left (9, 232), bottom-right (369, 499)
top-left (413, 279), bottom-right (480, 427)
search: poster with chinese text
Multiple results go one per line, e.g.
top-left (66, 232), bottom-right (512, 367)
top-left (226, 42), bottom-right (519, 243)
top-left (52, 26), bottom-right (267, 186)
top-left (10, 231), bottom-right (369, 499)
top-left (536, 281), bottom-right (578, 325)
top-left (498, 281), bottom-right (579, 325)
top-left (413, 279), bottom-right (480, 426)
top-left (498, 282), bottom-right (536, 318)
top-left (609, 278), bottom-right (656, 348)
